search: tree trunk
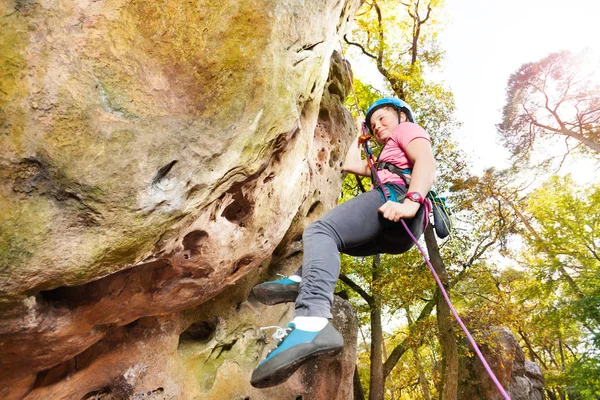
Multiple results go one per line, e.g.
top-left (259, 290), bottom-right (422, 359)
top-left (354, 364), bottom-right (366, 400)
top-left (406, 306), bottom-right (432, 400)
top-left (369, 254), bottom-right (385, 400)
top-left (424, 225), bottom-right (458, 400)
top-left (518, 329), bottom-right (548, 369)
top-left (546, 389), bottom-right (558, 400)
top-left (558, 388), bottom-right (567, 400)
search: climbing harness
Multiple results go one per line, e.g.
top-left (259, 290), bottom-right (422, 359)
top-left (339, 41), bottom-right (511, 400)
top-left (362, 123), bottom-right (452, 238)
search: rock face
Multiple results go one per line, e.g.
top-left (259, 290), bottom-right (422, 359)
top-left (15, 272), bottom-right (358, 400)
top-left (0, 0), bottom-right (362, 397)
top-left (178, 290), bottom-right (358, 400)
top-left (458, 327), bottom-right (545, 400)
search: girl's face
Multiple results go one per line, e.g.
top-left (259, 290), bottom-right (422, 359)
top-left (369, 107), bottom-right (406, 143)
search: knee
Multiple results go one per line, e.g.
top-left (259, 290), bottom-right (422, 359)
top-left (303, 220), bottom-right (324, 239)
top-left (303, 219), bottom-right (334, 241)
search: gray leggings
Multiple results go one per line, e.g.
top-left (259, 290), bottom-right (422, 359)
top-left (295, 185), bottom-right (426, 318)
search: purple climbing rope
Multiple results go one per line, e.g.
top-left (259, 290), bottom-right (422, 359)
top-left (363, 141), bottom-right (512, 400)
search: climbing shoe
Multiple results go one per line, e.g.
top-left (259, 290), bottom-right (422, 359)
top-left (250, 322), bottom-right (344, 388)
top-left (252, 277), bottom-right (300, 305)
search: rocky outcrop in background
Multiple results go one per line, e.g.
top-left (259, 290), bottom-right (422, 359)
top-left (0, 0), bottom-right (361, 398)
top-left (458, 327), bottom-right (545, 400)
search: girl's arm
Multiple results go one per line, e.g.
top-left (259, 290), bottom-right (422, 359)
top-left (342, 117), bottom-right (371, 177)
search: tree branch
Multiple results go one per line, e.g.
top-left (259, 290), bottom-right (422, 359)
top-left (355, 174), bottom-right (366, 193)
top-left (383, 297), bottom-right (436, 377)
top-left (340, 274), bottom-right (374, 305)
top-left (343, 34), bottom-right (377, 60)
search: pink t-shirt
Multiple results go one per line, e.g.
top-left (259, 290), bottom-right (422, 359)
top-left (373, 122), bottom-right (432, 228)
top-left (377, 122), bottom-right (431, 186)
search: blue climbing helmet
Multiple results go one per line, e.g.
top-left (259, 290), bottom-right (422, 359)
top-left (365, 97), bottom-right (415, 133)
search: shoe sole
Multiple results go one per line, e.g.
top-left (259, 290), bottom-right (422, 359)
top-left (250, 345), bottom-right (343, 388)
top-left (252, 286), bottom-right (299, 305)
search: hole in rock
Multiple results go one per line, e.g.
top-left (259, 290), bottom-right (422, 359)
top-left (179, 321), bottom-right (217, 346)
top-left (33, 359), bottom-right (73, 389)
top-left (289, 127), bottom-right (300, 141)
top-left (219, 339), bottom-right (237, 353)
top-left (221, 192), bottom-right (253, 224)
top-left (38, 260), bottom-right (172, 309)
top-left (212, 338), bottom-right (239, 359)
top-left (81, 388), bottom-right (111, 399)
top-left (298, 41), bottom-right (323, 52)
top-left (306, 201), bottom-right (322, 218)
top-left (270, 132), bottom-right (290, 164)
top-left (182, 230), bottom-right (208, 255)
top-left (152, 160), bottom-right (178, 185)
top-left (123, 319), bottom-right (139, 329)
top-left (38, 285), bottom-right (79, 309)
top-left (232, 256), bottom-right (253, 275)
top-left (136, 387), bottom-right (165, 397)
top-left (262, 174), bottom-right (275, 184)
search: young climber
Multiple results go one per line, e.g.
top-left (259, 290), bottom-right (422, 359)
top-left (250, 98), bottom-right (435, 388)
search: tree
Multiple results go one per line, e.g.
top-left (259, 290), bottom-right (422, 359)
top-left (498, 50), bottom-right (600, 162)
top-left (454, 174), bottom-right (600, 399)
top-left (524, 175), bottom-right (600, 333)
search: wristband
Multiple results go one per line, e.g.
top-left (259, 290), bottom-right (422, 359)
top-left (406, 191), bottom-right (424, 205)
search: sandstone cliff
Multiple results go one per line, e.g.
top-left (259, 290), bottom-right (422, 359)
top-left (0, 0), bottom-right (361, 398)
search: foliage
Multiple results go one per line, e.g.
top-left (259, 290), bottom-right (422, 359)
top-left (498, 50), bottom-right (600, 162)
top-left (564, 357), bottom-right (600, 398)
top-left (525, 175), bottom-right (600, 331)
top-left (452, 173), bottom-right (600, 399)
top-left (346, 0), bottom-right (458, 141)
top-left (345, 79), bottom-right (385, 118)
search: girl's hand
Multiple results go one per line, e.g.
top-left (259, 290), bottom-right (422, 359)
top-left (378, 200), bottom-right (420, 222)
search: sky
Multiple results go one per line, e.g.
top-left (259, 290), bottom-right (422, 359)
top-left (435, 0), bottom-right (600, 172)
top-left (350, 0), bottom-right (600, 173)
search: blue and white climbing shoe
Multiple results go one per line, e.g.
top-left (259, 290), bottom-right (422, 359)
top-left (252, 276), bottom-right (300, 305)
top-left (250, 322), bottom-right (344, 388)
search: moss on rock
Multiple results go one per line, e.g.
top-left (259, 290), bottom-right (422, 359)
top-left (0, 8), bottom-right (27, 111)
